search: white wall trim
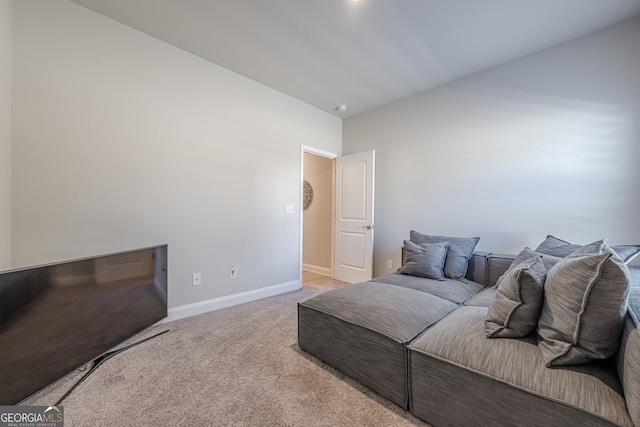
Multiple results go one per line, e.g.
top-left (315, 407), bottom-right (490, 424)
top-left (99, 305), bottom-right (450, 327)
top-left (302, 263), bottom-right (331, 276)
top-left (301, 145), bottom-right (338, 160)
top-left (163, 280), bottom-right (301, 323)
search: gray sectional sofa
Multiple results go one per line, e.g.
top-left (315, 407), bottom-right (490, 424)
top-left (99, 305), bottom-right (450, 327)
top-left (298, 242), bottom-right (640, 426)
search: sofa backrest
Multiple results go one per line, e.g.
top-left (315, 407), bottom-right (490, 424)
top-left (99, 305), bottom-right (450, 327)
top-left (461, 251), bottom-right (516, 286)
top-left (467, 252), bottom-right (518, 287)
top-left (484, 253), bottom-right (516, 287)
top-left (399, 249), bottom-right (493, 285)
top-left (465, 252), bottom-right (492, 285)
top-left (616, 269), bottom-right (640, 427)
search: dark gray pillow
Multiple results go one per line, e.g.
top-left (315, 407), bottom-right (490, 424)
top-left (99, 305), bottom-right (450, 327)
top-left (410, 231), bottom-right (479, 280)
top-left (486, 256), bottom-right (546, 338)
top-left (398, 240), bottom-right (448, 280)
top-left (535, 235), bottom-right (640, 264)
top-left (537, 240), bottom-right (631, 367)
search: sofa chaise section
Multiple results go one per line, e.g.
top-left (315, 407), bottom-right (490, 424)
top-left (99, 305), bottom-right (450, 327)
top-left (298, 281), bottom-right (457, 408)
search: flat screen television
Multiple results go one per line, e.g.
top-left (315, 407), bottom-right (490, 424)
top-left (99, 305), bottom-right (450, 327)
top-left (0, 245), bottom-right (168, 404)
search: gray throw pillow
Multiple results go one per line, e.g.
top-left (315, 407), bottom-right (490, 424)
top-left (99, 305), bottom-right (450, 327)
top-left (535, 235), bottom-right (640, 264)
top-left (494, 248), bottom-right (560, 288)
top-left (398, 240), bottom-right (448, 280)
top-left (486, 256), bottom-right (547, 338)
top-left (537, 240), bottom-right (631, 367)
top-left (410, 231), bottom-right (479, 280)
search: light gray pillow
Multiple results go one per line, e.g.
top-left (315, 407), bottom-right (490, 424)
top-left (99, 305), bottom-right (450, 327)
top-left (398, 240), bottom-right (448, 280)
top-left (536, 235), bottom-right (640, 264)
top-left (410, 231), bottom-right (479, 280)
top-left (537, 240), bottom-right (631, 367)
top-left (486, 256), bottom-right (547, 338)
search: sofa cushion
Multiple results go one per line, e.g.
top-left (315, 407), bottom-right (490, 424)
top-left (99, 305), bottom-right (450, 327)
top-left (408, 306), bottom-right (632, 427)
top-left (371, 273), bottom-right (483, 305)
top-left (463, 286), bottom-right (496, 307)
top-left (298, 281), bottom-right (457, 409)
top-left (398, 240), bottom-right (448, 280)
top-left (485, 256), bottom-right (546, 338)
top-left (410, 231), bottom-right (479, 280)
top-left (537, 240), bottom-right (631, 367)
top-left (535, 234), bottom-right (640, 264)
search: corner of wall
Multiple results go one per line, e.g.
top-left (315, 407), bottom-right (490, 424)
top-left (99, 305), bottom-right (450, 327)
top-left (0, 0), bottom-right (12, 270)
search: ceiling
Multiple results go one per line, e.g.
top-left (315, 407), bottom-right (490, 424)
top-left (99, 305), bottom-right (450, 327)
top-left (70, 0), bottom-right (640, 117)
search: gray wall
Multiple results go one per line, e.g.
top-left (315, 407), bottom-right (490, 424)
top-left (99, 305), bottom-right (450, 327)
top-left (0, 0), bottom-right (10, 270)
top-left (11, 0), bottom-right (342, 308)
top-left (343, 17), bottom-right (640, 277)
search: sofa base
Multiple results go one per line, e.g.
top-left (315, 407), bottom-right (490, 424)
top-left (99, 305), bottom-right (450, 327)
top-left (298, 305), bottom-right (410, 407)
top-left (409, 353), bottom-right (625, 427)
top-left (408, 307), bottom-right (632, 427)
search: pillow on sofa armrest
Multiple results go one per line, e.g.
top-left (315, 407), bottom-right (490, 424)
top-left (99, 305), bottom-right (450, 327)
top-left (398, 240), bottom-right (449, 281)
top-left (537, 240), bottom-right (631, 367)
top-left (410, 231), bottom-right (479, 280)
top-left (535, 235), bottom-right (640, 264)
top-left (485, 256), bottom-right (546, 338)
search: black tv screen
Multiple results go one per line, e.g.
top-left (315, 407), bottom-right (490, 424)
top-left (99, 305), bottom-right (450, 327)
top-left (0, 245), bottom-right (168, 404)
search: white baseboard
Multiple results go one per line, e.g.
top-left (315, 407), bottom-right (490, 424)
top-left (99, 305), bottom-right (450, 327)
top-left (302, 263), bottom-right (331, 276)
top-left (162, 280), bottom-right (301, 323)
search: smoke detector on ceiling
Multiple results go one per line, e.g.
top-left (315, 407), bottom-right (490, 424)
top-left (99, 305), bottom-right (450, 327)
top-left (337, 104), bottom-right (348, 112)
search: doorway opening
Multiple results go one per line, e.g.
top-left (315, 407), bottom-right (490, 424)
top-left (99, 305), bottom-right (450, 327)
top-left (300, 146), bottom-right (375, 286)
top-left (300, 146), bottom-right (337, 286)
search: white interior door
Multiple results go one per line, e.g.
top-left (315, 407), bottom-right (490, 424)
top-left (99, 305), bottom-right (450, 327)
top-left (334, 150), bottom-right (375, 283)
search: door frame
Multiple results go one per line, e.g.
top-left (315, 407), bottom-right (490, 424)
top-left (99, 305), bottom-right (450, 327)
top-left (300, 145), bottom-right (338, 285)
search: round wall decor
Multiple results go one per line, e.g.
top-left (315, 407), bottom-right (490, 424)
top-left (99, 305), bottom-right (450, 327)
top-left (303, 180), bottom-right (313, 210)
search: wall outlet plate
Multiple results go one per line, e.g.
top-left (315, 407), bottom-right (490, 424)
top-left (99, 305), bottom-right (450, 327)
top-left (386, 259), bottom-right (393, 269)
top-left (230, 265), bottom-right (237, 279)
top-left (192, 272), bottom-right (202, 286)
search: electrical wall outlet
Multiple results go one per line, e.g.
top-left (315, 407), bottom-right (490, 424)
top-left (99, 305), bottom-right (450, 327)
top-left (386, 259), bottom-right (393, 269)
top-left (230, 265), bottom-right (237, 279)
top-left (192, 272), bottom-right (202, 286)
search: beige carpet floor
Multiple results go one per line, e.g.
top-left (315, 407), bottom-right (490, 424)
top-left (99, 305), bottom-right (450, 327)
top-left (23, 276), bottom-right (428, 426)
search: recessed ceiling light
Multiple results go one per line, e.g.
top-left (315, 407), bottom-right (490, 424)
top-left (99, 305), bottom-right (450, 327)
top-left (337, 104), bottom-right (348, 112)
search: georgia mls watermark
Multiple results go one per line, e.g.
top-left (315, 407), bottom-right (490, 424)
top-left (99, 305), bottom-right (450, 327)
top-left (0, 406), bottom-right (63, 427)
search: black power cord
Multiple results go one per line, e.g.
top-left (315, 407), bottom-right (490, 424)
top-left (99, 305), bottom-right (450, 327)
top-left (55, 329), bottom-right (170, 406)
